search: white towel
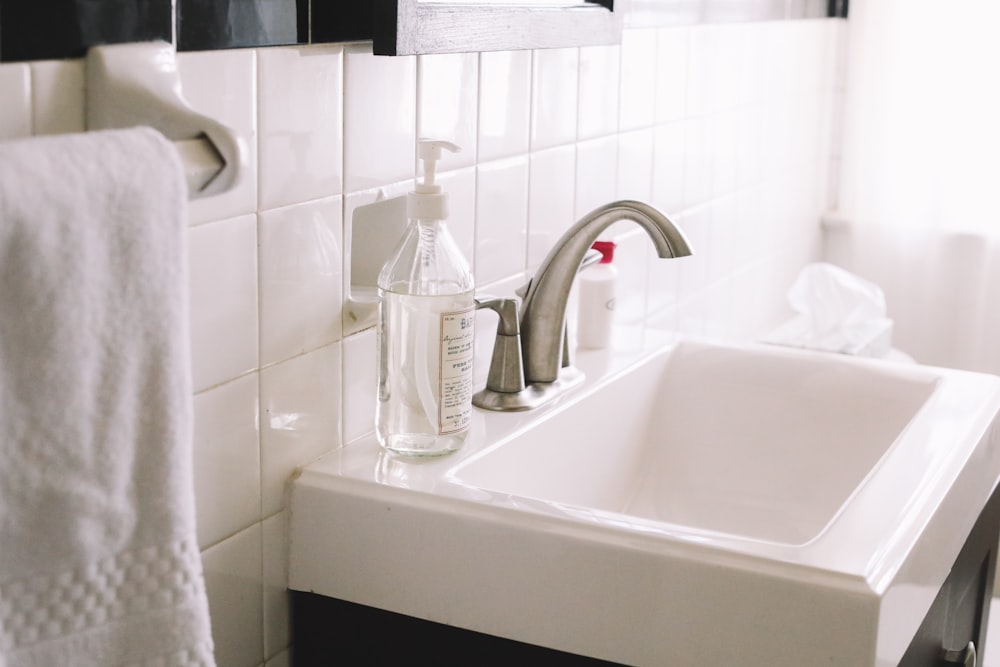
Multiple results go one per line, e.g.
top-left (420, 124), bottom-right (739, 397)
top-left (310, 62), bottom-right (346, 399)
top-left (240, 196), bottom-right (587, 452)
top-left (0, 128), bottom-right (215, 666)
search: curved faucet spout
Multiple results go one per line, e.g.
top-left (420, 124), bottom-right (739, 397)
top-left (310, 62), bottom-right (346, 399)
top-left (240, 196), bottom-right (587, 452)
top-left (520, 200), bottom-right (692, 384)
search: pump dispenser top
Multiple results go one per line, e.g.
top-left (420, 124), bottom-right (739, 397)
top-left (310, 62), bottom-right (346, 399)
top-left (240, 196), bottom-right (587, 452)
top-left (408, 139), bottom-right (460, 221)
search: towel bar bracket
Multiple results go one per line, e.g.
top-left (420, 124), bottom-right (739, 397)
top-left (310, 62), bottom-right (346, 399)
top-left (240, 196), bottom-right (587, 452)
top-left (85, 41), bottom-right (247, 200)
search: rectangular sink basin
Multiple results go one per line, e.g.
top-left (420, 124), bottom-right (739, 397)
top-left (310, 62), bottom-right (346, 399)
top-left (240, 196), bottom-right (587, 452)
top-left (452, 341), bottom-right (939, 545)
top-left (290, 335), bottom-right (1000, 666)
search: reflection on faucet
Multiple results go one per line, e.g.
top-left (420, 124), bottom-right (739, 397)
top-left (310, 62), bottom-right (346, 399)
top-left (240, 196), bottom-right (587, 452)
top-left (474, 200), bottom-right (692, 412)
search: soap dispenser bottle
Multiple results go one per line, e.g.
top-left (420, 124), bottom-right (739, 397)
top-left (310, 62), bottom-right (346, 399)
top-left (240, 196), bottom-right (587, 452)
top-left (577, 240), bottom-right (617, 349)
top-left (376, 139), bottom-right (475, 457)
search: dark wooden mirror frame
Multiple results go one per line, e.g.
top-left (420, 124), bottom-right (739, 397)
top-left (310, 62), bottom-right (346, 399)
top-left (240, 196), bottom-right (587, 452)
top-left (373, 0), bottom-right (620, 56)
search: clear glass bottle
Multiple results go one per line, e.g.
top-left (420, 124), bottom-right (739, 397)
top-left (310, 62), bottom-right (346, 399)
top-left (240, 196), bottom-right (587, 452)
top-left (376, 140), bottom-right (475, 457)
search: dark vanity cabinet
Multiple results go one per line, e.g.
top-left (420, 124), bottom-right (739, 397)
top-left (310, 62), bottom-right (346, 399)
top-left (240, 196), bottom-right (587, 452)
top-left (291, 592), bottom-right (623, 666)
top-left (900, 483), bottom-right (1000, 667)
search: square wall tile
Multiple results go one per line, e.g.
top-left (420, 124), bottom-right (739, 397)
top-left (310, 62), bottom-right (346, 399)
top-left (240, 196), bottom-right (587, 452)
top-left (259, 196), bottom-right (343, 367)
top-left (655, 28), bottom-right (688, 124)
top-left (527, 144), bottom-right (576, 269)
top-left (476, 156), bottom-right (529, 286)
top-left (260, 344), bottom-right (342, 516)
top-left (342, 328), bottom-right (377, 444)
top-left (418, 52), bottom-right (478, 168)
top-left (710, 110), bottom-right (739, 198)
top-left (735, 24), bottom-right (763, 108)
top-left (758, 22), bottom-right (795, 102)
top-left (478, 50), bottom-right (531, 162)
top-left (575, 135), bottom-right (619, 219)
top-left (258, 45), bottom-right (343, 211)
top-left (530, 47), bottom-right (579, 151)
top-left (202, 524), bottom-right (264, 667)
top-left (736, 107), bottom-right (766, 189)
top-left (727, 257), bottom-right (777, 339)
top-left (30, 60), bottom-right (84, 136)
top-left (578, 44), bottom-right (620, 140)
top-left (681, 115), bottom-right (712, 208)
top-left (651, 121), bottom-right (685, 215)
top-left (0, 64), bottom-right (30, 139)
top-left (685, 25), bottom-right (713, 117)
top-left (618, 28), bottom-right (657, 131)
top-left (344, 45), bottom-right (416, 193)
top-left (732, 186), bottom-right (765, 260)
top-left (707, 194), bottom-right (740, 283)
top-left (617, 128), bottom-right (654, 203)
top-left (788, 19), bottom-right (829, 95)
top-left (193, 374), bottom-right (261, 549)
top-left (705, 24), bottom-right (746, 113)
top-left (188, 214), bottom-right (259, 393)
top-left (177, 49), bottom-right (259, 226)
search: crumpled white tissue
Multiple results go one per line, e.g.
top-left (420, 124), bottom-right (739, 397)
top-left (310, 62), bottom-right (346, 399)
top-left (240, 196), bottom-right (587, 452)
top-left (788, 262), bottom-right (886, 341)
top-left (767, 263), bottom-right (894, 357)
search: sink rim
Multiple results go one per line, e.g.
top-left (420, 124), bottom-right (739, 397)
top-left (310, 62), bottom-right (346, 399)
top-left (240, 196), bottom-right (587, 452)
top-left (295, 334), bottom-right (1000, 585)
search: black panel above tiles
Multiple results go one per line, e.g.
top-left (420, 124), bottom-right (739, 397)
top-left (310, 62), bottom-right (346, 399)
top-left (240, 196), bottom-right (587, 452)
top-left (311, 0), bottom-right (374, 45)
top-left (0, 0), bottom-right (171, 62)
top-left (176, 0), bottom-right (306, 52)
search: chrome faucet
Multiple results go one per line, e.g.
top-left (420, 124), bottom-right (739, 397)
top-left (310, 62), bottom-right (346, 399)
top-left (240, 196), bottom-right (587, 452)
top-left (473, 200), bottom-right (692, 412)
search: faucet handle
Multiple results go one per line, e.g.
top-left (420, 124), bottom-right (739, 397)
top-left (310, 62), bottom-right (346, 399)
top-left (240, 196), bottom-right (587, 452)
top-left (476, 295), bottom-right (521, 338)
top-left (474, 295), bottom-right (525, 396)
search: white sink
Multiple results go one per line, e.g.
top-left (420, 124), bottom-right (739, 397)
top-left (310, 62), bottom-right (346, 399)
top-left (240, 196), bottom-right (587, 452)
top-left (290, 334), bottom-right (1000, 666)
top-left (453, 341), bottom-right (938, 546)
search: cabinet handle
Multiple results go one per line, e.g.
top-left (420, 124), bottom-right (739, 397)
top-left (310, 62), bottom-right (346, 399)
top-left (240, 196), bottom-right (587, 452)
top-left (940, 641), bottom-right (976, 667)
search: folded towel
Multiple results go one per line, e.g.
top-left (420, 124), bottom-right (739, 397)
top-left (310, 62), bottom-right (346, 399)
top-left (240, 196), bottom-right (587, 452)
top-left (0, 128), bottom-right (215, 666)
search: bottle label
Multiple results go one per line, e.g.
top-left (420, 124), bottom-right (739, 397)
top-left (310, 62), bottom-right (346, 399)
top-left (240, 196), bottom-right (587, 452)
top-left (439, 307), bottom-right (475, 434)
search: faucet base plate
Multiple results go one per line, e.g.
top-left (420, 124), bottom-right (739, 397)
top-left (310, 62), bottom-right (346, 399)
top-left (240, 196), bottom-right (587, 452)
top-left (472, 367), bottom-right (585, 412)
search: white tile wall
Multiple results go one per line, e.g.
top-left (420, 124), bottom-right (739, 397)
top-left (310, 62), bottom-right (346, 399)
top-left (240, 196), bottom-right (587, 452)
top-left (343, 46), bottom-right (416, 193)
top-left (187, 214), bottom-right (259, 392)
top-left (257, 46), bottom-right (343, 211)
top-left (0, 17), bottom-right (843, 666)
top-left (417, 52), bottom-right (479, 167)
top-left (530, 47), bottom-right (580, 151)
top-left (258, 196), bottom-right (343, 366)
top-left (478, 49), bottom-right (532, 161)
top-left (475, 156), bottom-right (530, 285)
top-left (578, 44), bottom-right (621, 140)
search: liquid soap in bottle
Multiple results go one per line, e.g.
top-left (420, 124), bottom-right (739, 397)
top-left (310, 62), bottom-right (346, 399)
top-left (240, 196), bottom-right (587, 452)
top-left (376, 139), bottom-right (475, 457)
